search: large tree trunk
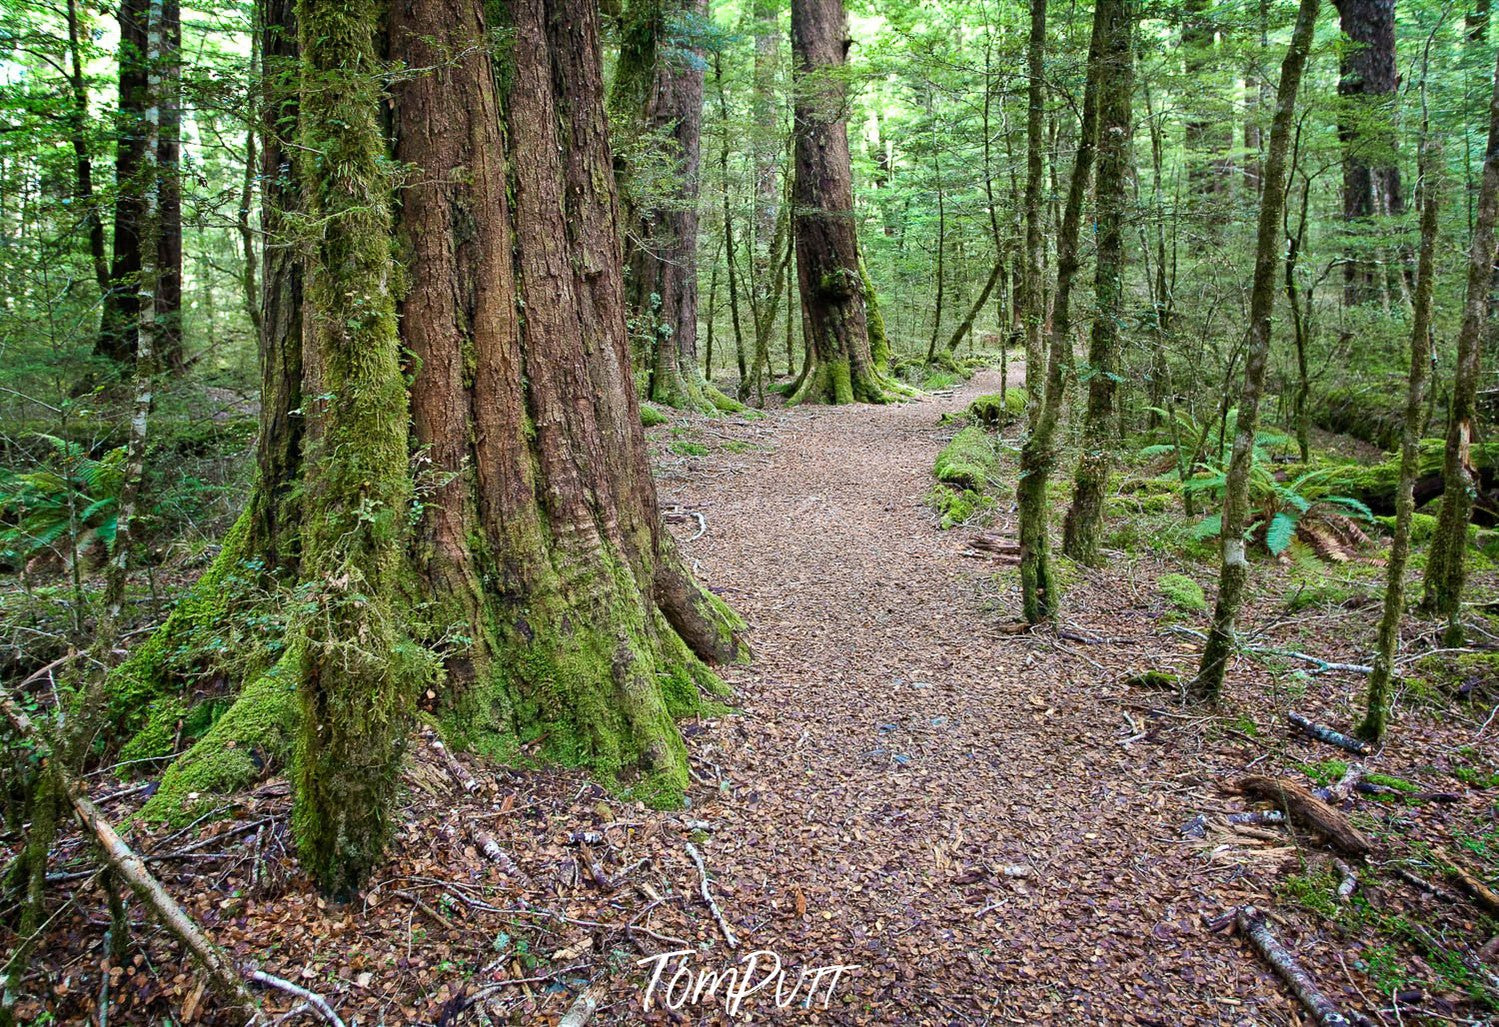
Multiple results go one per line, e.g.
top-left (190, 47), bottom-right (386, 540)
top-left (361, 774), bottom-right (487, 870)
top-left (116, 0), bottom-right (747, 896)
top-left (617, 0), bottom-right (727, 413)
top-left (95, 0), bottom-right (183, 371)
top-left (96, 0), bottom-right (148, 364)
top-left (788, 0), bottom-right (885, 403)
top-left (1335, 0), bottom-right (1404, 306)
top-left (1061, 0), bottom-right (1133, 568)
top-left (1192, 0), bottom-right (1321, 702)
top-left (1421, 43), bottom-right (1499, 644)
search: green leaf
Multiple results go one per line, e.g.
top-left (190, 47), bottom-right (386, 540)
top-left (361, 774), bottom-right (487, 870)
top-left (1192, 514), bottom-right (1222, 539)
top-left (1267, 512), bottom-right (1297, 555)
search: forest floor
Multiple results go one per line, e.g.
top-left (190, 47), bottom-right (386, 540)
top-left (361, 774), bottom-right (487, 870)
top-left (14, 367), bottom-right (1499, 1026)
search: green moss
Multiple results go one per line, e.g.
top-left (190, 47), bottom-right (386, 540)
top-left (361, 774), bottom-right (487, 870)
top-left (934, 426), bottom-right (998, 491)
top-left (928, 482), bottom-right (993, 530)
top-left (1408, 651), bottom-right (1499, 699)
top-left (640, 403), bottom-right (670, 427)
top-left (117, 697), bottom-right (187, 764)
top-left (1156, 573), bottom-right (1207, 613)
top-left (138, 651), bottom-right (302, 825)
top-left (966, 389), bottom-right (1026, 427)
top-left (669, 440), bottom-right (709, 457)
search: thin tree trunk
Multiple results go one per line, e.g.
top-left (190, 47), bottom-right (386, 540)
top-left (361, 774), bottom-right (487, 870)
top-left (1285, 116), bottom-right (1314, 462)
top-left (1361, 113), bottom-right (1440, 743)
top-left (154, 0), bottom-right (182, 370)
top-left (1018, 0), bottom-right (1103, 623)
top-left (1019, 0), bottom-right (1047, 411)
top-left (1192, 0), bottom-right (1320, 702)
top-left (97, 0), bottom-right (149, 363)
top-left (715, 53), bottom-right (750, 394)
top-left (1421, 42), bottom-right (1499, 643)
top-left (1061, 0), bottom-right (1133, 567)
top-left (946, 261), bottom-right (1005, 354)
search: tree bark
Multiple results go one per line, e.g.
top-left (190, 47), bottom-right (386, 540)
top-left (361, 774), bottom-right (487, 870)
top-left (1334, 0), bottom-right (1404, 306)
top-left (1060, 0), bottom-right (1132, 567)
top-left (64, 0), bottom-right (108, 295)
top-left (1421, 43), bottom-right (1499, 644)
top-left (1019, 0), bottom-right (1047, 411)
top-left (619, 0), bottom-right (728, 413)
top-left (1192, 0), bottom-right (1320, 702)
top-left (789, 0), bottom-right (885, 403)
top-left (115, 0), bottom-right (753, 896)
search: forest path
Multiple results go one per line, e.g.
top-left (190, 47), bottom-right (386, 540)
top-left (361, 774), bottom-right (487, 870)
top-left (655, 369), bottom-right (1261, 1024)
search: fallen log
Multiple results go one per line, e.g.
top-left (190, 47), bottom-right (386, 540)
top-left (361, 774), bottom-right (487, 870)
top-left (473, 828), bottom-right (532, 887)
top-left (1235, 775), bottom-right (1372, 855)
top-left (1313, 764), bottom-right (1365, 804)
top-left (1333, 859), bottom-right (1358, 903)
top-left (1287, 712), bottom-right (1370, 756)
top-left (1235, 905), bottom-right (1352, 1026)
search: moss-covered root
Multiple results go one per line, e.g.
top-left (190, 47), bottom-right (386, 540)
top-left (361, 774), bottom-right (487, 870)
top-left (789, 356), bottom-right (910, 406)
top-left (105, 509), bottom-right (256, 733)
top-left (934, 426), bottom-right (999, 490)
top-left (138, 652), bottom-right (301, 825)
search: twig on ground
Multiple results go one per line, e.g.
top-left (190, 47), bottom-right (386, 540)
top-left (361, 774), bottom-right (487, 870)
top-left (558, 986), bottom-right (601, 1027)
top-left (1333, 859), bottom-right (1358, 902)
top-left (685, 842), bottom-right (738, 949)
top-left (249, 970), bottom-right (346, 1027)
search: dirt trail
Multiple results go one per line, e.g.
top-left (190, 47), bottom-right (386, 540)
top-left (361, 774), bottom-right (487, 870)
top-left (655, 370), bottom-right (1276, 1024)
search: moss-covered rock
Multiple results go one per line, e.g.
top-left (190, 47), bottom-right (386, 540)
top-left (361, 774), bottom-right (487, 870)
top-left (1156, 573), bottom-right (1207, 613)
top-left (928, 483), bottom-right (993, 530)
top-left (640, 403), bottom-right (670, 427)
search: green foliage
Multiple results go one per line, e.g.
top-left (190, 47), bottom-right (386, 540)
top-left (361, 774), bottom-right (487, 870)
top-left (966, 389), bottom-right (1026, 427)
top-left (1185, 459), bottom-right (1374, 556)
top-left (0, 435), bottom-right (124, 567)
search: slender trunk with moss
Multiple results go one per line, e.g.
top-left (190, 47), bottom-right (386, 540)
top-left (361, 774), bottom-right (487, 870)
top-left (111, 0), bottom-right (747, 898)
top-left (789, 0), bottom-right (888, 404)
top-left (1421, 43), bottom-right (1499, 644)
top-left (1192, 0), bottom-right (1320, 702)
top-left (1361, 122), bottom-right (1440, 744)
top-left (946, 261), bottom-right (1004, 355)
top-left (1060, 0), bottom-right (1132, 567)
top-left (1018, 0), bottom-right (1102, 624)
top-left (1019, 0), bottom-right (1047, 412)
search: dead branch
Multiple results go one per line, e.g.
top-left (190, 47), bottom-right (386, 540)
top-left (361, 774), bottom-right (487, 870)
top-left (1235, 905), bottom-right (1352, 1026)
top-left (559, 986), bottom-right (601, 1027)
top-left (1390, 864), bottom-right (1464, 905)
top-left (472, 828), bottom-right (532, 887)
top-left (685, 841), bottom-right (738, 949)
top-left (1313, 764), bottom-right (1365, 804)
top-left (1287, 712), bottom-right (1370, 756)
top-left (1333, 859), bottom-right (1358, 902)
top-left (424, 730), bottom-right (480, 795)
top-left (1235, 775), bottom-right (1372, 855)
top-left (248, 970), bottom-right (346, 1027)
top-left (1437, 848), bottom-right (1499, 914)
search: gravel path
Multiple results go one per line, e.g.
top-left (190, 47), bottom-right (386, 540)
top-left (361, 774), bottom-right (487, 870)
top-left (654, 369), bottom-right (1284, 1025)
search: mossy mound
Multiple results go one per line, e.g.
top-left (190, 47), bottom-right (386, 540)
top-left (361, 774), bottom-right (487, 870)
top-left (966, 388), bottom-right (1027, 428)
top-left (1156, 573), bottom-right (1207, 613)
top-left (640, 403), bottom-right (670, 427)
top-left (1407, 650), bottom-right (1499, 701)
top-left (934, 426), bottom-right (998, 491)
top-left (928, 482), bottom-right (994, 530)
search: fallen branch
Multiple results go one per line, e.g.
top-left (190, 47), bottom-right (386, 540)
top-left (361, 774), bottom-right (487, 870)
top-left (1313, 764), bottom-right (1365, 804)
top-left (424, 730), bottom-right (479, 795)
top-left (1438, 848), bottom-right (1499, 914)
top-left (559, 986), bottom-right (601, 1027)
top-left (1333, 859), bottom-right (1358, 903)
top-left (472, 828), bottom-right (531, 887)
top-left (1235, 775), bottom-right (1372, 855)
top-left (1390, 864), bottom-right (1464, 905)
top-left (685, 842), bottom-right (738, 949)
top-left (1287, 712), bottom-right (1370, 756)
top-left (1235, 905), bottom-right (1352, 1026)
top-left (0, 684), bottom-right (260, 1020)
top-left (249, 971), bottom-right (345, 1027)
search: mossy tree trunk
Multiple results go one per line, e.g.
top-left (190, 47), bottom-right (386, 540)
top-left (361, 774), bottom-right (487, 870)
top-left (1017, 0), bottom-right (1102, 623)
top-left (1060, 0), bottom-right (1132, 568)
top-left (1361, 121), bottom-right (1440, 744)
top-left (1420, 42), bottom-right (1499, 644)
top-left (616, 0), bottom-right (735, 414)
top-left (1191, 0), bottom-right (1320, 702)
top-left (789, 0), bottom-right (887, 404)
top-left (121, 0), bottom-right (746, 897)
